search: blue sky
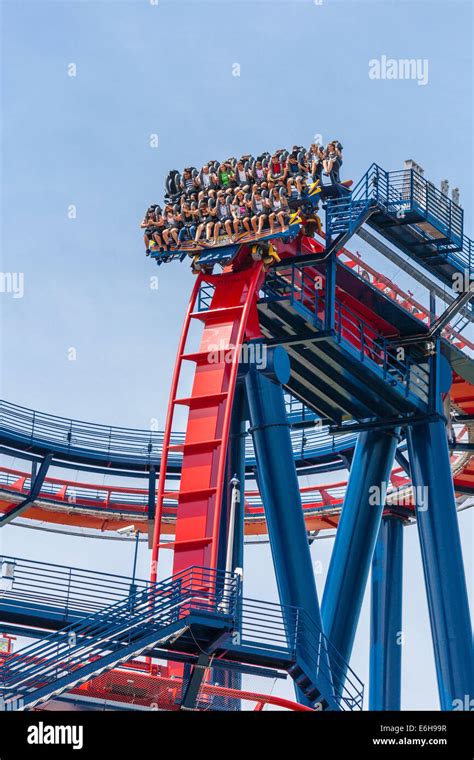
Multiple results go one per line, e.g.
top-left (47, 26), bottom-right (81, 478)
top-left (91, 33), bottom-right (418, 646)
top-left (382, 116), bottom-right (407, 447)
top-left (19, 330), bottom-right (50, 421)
top-left (1, 0), bottom-right (472, 709)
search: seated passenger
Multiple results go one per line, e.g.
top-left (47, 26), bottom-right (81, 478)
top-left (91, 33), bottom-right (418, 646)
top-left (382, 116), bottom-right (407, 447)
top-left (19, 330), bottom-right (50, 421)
top-left (323, 142), bottom-right (343, 184)
top-left (231, 190), bottom-right (252, 235)
top-left (213, 192), bottom-right (234, 243)
top-left (310, 144), bottom-right (326, 183)
top-left (194, 200), bottom-right (215, 245)
top-left (250, 189), bottom-right (271, 235)
top-left (141, 205), bottom-right (165, 254)
top-left (196, 164), bottom-right (217, 200)
top-left (286, 151), bottom-right (307, 197)
top-left (178, 202), bottom-right (197, 243)
top-left (235, 160), bottom-right (251, 189)
top-left (151, 211), bottom-right (168, 250)
top-left (251, 160), bottom-right (266, 186)
top-left (162, 205), bottom-right (181, 248)
top-left (217, 162), bottom-right (236, 190)
top-left (181, 168), bottom-right (198, 196)
top-left (268, 189), bottom-right (290, 234)
top-left (267, 153), bottom-right (286, 183)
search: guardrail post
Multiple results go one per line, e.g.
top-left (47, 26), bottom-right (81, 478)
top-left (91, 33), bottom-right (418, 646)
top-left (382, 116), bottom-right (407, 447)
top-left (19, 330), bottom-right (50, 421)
top-left (324, 255), bottom-right (336, 332)
top-left (147, 466), bottom-right (156, 521)
top-left (65, 568), bottom-right (72, 620)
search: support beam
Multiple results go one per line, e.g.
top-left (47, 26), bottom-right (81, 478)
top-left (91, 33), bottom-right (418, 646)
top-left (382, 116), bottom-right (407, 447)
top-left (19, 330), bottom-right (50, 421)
top-left (244, 360), bottom-right (323, 620)
top-left (322, 427), bottom-right (400, 683)
top-left (324, 254), bottom-right (337, 331)
top-left (370, 516), bottom-right (404, 710)
top-left (0, 453), bottom-right (53, 527)
top-left (215, 383), bottom-right (246, 703)
top-left (180, 652), bottom-right (210, 710)
top-left (147, 466), bottom-right (156, 520)
top-left (244, 348), bottom-right (328, 704)
top-left (407, 418), bottom-right (473, 710)
top-left (357, 227), bottom-right (474, 325)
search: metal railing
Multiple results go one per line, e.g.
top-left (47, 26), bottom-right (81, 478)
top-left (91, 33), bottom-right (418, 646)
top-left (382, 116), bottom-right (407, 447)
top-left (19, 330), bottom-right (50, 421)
top-left (0, 400), bottom-right (178, 467)
top-left (0, 400), bottom-right (358, 471)
top-left (0, 556), bottom-right (150, 621)
top-left (0, 556), bottom-right (363, 710)
top-left (260, 262), bottom-right (431, 406)
top-left (0, 565), bottom-right (239, 706)
top-left (325, 164), bottom-right (467, 271)
top-left (334, 300), bottom-right (430, 404)
top-left (239, 597), bottom-right (364, 710)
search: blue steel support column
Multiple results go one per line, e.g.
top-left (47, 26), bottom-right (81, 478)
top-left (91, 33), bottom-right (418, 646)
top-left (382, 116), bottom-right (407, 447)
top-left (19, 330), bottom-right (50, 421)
top-left (322, 427), bottom-right (400, 687)
top-left (370, 516), bottom-right (404, 710)
top-left (244, 346), bottom-right (328, 705)
top-left (324, 254), bottom-right (337, 332)
top-left (407, 418), bottom-right (473, 710)
top-left (214, 382), bottom-right (246, 707)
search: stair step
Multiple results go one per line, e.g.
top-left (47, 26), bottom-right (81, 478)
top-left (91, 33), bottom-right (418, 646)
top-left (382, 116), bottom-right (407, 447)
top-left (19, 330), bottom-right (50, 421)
top-left (163, 536), bottom-right (213, 550)
top-left (181, 350), bottom-right (217, 364)
top-left (168, 438), bottom-right (222, 454)
top-left (190, 305), bottom-right (244, 323)
top-left (306, 686), bottom-right (322, 701)
top-left (295, 674), bottom-right (312, 688)
top-left (165, 487), bottom-right (217, 502)
top-left (180, 487), bottom-right (217, 502)
top-left (174, 392), bottom-right (228, 409)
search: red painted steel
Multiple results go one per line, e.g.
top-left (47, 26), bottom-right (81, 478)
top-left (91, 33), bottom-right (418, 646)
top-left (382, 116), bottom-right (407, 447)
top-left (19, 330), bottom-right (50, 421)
top-left (150, 262), bottom-right (264, 582)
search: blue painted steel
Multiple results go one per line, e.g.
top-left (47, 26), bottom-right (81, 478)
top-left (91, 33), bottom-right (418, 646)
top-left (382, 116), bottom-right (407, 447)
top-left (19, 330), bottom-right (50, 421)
top-left (243, 352), bottom-right (330, 705)
top-left (407, 418), bottom-right (473, 710)
top-left (0, 453), bottom-right (52, 527)
top-left (0, 399), bottom-right (359, 474)
top-left (0, 566), bottom-right (240, 706)
top-left (0, 556), bottom-right (364, 711)
top-left (370, 516), bottom-right (404, 710)
top-left (244, 358), bottom-right (323, 617)
top-left (324, 253), bottom-right (337, 331)
top-left (322, 427), bottom-right (400, 679)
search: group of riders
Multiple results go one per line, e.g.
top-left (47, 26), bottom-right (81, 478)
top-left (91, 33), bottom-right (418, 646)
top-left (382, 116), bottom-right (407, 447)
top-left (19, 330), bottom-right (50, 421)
top-left (141, 141), bottom-right (343, 254)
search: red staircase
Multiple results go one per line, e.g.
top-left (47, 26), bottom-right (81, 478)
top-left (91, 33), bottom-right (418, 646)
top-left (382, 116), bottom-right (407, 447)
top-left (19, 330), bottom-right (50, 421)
top-left (150, 262), bottom-right (264, 582)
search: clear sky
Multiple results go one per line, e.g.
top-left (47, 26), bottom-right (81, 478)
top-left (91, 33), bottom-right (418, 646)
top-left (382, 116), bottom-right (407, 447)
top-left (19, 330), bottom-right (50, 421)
top-left (0, 0), bottom-right (472, 709)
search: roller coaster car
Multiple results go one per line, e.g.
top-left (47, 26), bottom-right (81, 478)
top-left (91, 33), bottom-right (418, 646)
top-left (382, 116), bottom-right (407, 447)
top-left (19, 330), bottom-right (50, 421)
top-left (151, 178), bottom-right (353, 272)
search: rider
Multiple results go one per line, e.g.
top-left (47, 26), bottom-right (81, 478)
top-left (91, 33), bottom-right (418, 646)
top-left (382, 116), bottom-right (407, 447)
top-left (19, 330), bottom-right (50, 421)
top-left (178, 202), bottom-right (197, 244)
top-left (268, 189), bottom-right (290, 234)
top-left (231, 189), bottom-right (252, 236)
top-left (323, 142), bottom-right (343, 184)
top-left (162, 204), bottom-right (181, 248)
top-left (194, 199), bottom-right (215, 245)
top-left (141, 205), bottom-right (164, 254)
top-left (250, 188), bottom-right (271, 235)
top-left (286, 151), bottom-right (307, 197)
top-left (213, 192), bottom-right (234, 243)
top-left (217, 162), bottom-right (236, 190)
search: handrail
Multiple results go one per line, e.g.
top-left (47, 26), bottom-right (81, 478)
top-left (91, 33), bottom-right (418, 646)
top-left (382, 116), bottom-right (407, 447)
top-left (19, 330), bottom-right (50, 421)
top-left (0, 399), bottom-right (357, 469)
top-left (0, 556), bottom-right (363, 710)
top-left (239, 596), bottom-right (364, 710)
top-left (262, 262), bottom-right (431, 406)
top-left (0, 566), bottom-right (239, 699)
top-left (326, 163), bottom-right (470, 275)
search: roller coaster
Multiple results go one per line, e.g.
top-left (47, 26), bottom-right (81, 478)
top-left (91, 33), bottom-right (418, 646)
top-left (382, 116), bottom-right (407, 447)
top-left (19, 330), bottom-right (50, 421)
top-left (0, 160), bottom-right (472, 712)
